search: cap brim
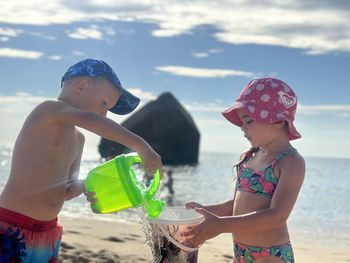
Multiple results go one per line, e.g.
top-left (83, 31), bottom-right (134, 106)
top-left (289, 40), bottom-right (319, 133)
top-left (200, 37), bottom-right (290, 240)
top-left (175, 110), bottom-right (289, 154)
top-left (221, 102), bottom-right (245, 127)
top-left (110, 88), bottom-right (140, 115)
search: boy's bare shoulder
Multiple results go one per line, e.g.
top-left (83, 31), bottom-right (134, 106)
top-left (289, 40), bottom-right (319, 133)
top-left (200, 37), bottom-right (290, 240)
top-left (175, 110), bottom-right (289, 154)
top-left (30, 99), bottom-right (66, 119)
top-left (30, 99), bottom-right (87, 124)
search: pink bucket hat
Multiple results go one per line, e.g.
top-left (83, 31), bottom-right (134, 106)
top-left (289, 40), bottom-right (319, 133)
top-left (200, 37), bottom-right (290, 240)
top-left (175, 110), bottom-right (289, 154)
top-left (222, 78), bottom-right (301, 140)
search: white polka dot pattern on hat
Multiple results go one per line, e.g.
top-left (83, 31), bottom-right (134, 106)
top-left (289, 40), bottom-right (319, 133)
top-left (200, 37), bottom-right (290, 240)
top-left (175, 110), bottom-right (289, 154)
top-left (276, 112), bottom-right (286, 119)
top-left (248, 105), bottom-right (255, 113)
top-left (261, 94), bottom-right (270, 102)
top-left (256, 83), bottom-right (265, 91)
top-left (260, 110), bottom-right (269, 118)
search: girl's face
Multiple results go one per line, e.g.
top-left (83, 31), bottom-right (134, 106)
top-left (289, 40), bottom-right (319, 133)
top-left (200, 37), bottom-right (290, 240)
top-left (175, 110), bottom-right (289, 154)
top-left (81, 78), bottom-right (121, 117)
top-left (237, 109), bottom-right (277, 147)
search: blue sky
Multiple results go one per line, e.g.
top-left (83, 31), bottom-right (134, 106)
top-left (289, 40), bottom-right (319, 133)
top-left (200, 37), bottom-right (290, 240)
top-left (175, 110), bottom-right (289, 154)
top-left (0, 1), bottom-right (349, 159)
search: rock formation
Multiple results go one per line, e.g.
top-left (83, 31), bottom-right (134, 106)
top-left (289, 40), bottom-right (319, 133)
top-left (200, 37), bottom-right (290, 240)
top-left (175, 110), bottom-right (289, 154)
top-left (98, 92), bottom-right (200, 165)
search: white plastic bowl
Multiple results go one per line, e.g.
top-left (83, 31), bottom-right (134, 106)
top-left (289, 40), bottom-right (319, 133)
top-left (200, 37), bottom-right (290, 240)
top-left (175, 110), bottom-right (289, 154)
top-left (149, 206), bottom-right (204, 252)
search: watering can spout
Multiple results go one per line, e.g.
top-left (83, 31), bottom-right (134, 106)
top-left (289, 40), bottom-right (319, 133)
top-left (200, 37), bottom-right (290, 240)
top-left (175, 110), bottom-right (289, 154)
top-left (144, 197), bottom-right (166, 218)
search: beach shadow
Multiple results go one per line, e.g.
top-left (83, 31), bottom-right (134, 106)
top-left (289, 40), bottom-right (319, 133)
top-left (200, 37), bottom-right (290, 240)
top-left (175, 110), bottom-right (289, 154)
top-left (222, 254), bottom-right (233, 260)
top-left (103, 236), bottom-right (125, 243)
top-left (66, 230), bottom-right (80, 234)
top-left (60, 242), bottom-right (75, 250)
top-left (60, 248), bottom-right (121, 263)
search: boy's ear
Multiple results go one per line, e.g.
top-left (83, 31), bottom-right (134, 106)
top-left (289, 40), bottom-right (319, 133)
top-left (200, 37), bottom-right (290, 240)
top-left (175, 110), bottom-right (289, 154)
top-left (74, 77), bottom-right (89, 94)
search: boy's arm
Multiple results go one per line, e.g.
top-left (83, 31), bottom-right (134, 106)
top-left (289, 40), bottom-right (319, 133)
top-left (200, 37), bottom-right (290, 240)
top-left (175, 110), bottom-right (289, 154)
top-left (65, 177), bottom-right (85, 201)
top-left (65, 131), bottom-right (85, 201)
top-left (46, 100), bottom-right (162, 174)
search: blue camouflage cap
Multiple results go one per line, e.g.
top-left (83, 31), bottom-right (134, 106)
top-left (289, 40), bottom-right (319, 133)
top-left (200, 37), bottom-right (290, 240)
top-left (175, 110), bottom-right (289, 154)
top-left (61, 58), bottom-right (140, 115)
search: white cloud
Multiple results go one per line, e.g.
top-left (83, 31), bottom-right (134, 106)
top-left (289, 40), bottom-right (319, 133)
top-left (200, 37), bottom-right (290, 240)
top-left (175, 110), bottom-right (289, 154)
top-left (67, 25), bottom-right (104, 40)
top-left (156, 65), bottom-right (255, 78)
top-left (184, 102), bottom-right (224, 113)
top-left (0, 93), bottom-right (50, 147)
top-left (66, 25), bottom-right (116, 42)
top-left (192, 49), bottom-right (222, 58)
top-left (126, 88), bottom-right (156, 101)
top-left (0, 27), bottom-right (23, 37)
top-left (298, 104), bottom-right (350, 116)
top-left (193, 52), bottom-right (208, 58)
top-left (0, 93), bottom-right (49, 113)
top-left (0, 1), bottom-right (349, 54)
top-left (0, 48), bottom-right (43, 59)
top-left (48, 55), bottom-right (62, 60)
top-left (72, 50), bottom-right (86, 56)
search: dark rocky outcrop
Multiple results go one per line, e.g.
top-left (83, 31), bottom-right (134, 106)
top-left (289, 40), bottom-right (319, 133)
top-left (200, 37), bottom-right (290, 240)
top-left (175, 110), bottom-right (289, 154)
top-left (98, 92), bottom-right (200, 165)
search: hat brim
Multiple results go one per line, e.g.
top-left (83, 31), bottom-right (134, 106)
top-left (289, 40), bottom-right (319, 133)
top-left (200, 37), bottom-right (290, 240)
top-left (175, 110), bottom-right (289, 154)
top-left (286, 120), bottom-right (302, 141)
top-left (221, 102), bottom-right (245, 127)
top-left (222, 102), bottom-right (302, 141)
top-left (110, 88), bottom-right (140, 115)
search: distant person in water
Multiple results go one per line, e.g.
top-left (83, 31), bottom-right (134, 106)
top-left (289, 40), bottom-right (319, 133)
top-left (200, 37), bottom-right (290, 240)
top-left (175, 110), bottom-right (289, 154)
top-left (0, 58), bottom-right (162, 262)
top-left (164, 169), bottom-right (175, 195)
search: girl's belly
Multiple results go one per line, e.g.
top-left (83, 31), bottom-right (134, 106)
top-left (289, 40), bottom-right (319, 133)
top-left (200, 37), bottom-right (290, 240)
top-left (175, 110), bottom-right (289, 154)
top-left (232, 191), bottom-right (290, 246)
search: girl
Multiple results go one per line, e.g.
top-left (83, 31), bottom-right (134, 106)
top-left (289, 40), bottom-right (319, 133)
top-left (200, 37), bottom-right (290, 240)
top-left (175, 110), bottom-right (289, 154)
top-left (184, 78), bottom-right (305, 263)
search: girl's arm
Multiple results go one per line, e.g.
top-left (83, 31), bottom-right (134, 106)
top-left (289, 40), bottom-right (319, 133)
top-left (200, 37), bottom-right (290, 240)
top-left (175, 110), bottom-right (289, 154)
top-left (184, 153), bottom-right (305, 246)
top-left (186, 199), bottom-right (234, 217)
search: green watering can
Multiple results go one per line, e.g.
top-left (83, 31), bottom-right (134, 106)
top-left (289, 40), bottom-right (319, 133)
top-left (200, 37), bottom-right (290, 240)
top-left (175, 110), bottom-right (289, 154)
top-left (85, 152), bottom-right (165, 218)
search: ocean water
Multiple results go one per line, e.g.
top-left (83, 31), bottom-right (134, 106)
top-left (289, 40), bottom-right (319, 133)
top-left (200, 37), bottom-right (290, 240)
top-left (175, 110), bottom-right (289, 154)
top-left (0, 146), bottom-right (349, 250)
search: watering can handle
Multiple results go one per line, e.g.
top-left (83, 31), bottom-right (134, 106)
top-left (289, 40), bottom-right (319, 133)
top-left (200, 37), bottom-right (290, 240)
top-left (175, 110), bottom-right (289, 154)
top-left (146, 170), bottom-right (160, 197)
top-left (125, 152), bottom-right (142, 165)
top-left (125, 152), bottom-right (160, 197)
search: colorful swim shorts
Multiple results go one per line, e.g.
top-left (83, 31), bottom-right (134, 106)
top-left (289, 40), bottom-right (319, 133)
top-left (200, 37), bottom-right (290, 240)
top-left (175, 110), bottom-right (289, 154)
top-left (0, 207), bottom-right (63, 262)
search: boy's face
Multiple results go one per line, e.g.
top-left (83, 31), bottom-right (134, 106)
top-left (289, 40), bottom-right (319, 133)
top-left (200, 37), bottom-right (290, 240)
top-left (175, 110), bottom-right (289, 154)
top-left (79, 78), bottom-right (121, 117)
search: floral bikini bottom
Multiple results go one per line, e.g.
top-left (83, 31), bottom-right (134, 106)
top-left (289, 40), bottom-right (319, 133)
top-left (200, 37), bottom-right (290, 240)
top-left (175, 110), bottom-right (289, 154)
top-left (234, 241), bottom-right (294, 263)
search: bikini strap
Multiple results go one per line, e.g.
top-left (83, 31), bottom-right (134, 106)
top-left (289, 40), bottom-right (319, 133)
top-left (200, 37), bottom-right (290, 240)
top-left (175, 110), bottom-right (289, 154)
top-left (271, 147), bottom-right (297, 167)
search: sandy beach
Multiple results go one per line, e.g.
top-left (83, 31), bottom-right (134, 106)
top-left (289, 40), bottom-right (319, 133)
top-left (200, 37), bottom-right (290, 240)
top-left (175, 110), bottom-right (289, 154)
top-left (58, 215), bottom-right (350, 263)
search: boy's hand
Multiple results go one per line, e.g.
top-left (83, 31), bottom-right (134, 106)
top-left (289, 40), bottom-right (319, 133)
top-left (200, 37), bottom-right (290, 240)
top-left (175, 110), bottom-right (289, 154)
top-left (84, 191), bottom-right (98, 213)
top-left (138, 147), bottom-right (163, 177)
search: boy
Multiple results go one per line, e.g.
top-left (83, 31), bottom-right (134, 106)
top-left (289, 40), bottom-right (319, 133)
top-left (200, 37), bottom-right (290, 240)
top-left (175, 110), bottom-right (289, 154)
top-left (0, 58), bottom-right (162, 262)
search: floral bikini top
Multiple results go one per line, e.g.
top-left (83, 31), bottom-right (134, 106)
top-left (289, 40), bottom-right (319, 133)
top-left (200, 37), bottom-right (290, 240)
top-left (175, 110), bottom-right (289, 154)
top-left (236, 147), bottom-right (296, 199)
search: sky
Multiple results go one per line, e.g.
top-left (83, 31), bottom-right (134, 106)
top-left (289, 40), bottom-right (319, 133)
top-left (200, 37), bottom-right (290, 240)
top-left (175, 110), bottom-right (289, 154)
top-left (0, 0), bottom-right (349, 159)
